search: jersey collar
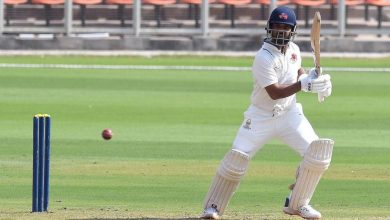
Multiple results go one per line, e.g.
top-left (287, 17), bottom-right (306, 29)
top-left (263, 41), bottom-right (290, 55)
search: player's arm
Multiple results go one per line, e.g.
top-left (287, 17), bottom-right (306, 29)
top-left (264, 82), bottom-right (301, 100)
top-left (265, 67), bottom-right (331, 100)
top-left (264, 67), bottom-right (306, 100)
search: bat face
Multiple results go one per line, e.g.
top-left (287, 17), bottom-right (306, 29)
top-left (311, 11), bottom-right (321, 75)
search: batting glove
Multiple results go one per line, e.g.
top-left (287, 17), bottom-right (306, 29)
top-left (318, 75), bottom-right (332, 102)
top-left (300, 73), bottom-right (331, 93)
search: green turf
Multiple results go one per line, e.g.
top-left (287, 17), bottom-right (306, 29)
top-left (0, 56), bottom-right (389, 219)
top-left (0, 55), bottom-right (390, 67)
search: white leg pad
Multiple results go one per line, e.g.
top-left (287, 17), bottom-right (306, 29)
top-left (203, 149), bottom-right (250, 215)
top-left (289, 138), bottom-right (334, 210)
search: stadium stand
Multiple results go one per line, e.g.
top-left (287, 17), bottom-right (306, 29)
top-left (180, 0), bottom-right (216, 27)
top-left (106, 0), bottom-right (133, 26)
top-left (73, 0), bottom-right (103, 26)
top-left (217, 0), bottom-right (252, 28)
top-left (366, 0), bottom-right (390, 29)
top-left (4, 0), bottom-right (28, 26)
top-left (254, 0), bottom-right (290, 20)
top-left (0, 0), bottom-right (389, 52)
top-left (142, 0), bottom-right (177, 27)
top-left (329, 0), bottom-right (365, 27)
top-left (291, 0), bottom-right (327, 27)
top-left (32, 0), bottom-right (65, 26)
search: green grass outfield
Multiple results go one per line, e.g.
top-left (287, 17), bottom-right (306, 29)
top-left (0, 55), bottom-right (389, 220)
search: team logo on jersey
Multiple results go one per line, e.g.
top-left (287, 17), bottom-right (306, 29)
top-left (290, 53), bottom-right (297, 63)
top-left (243, 119), bottom-right (251, 130)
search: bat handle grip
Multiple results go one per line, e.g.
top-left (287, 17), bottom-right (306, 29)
top-left (315, 66), bottom-right (321, 76)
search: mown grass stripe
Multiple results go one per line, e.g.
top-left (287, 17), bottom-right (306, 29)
top-left (0, 63), bottom-right (390, 72)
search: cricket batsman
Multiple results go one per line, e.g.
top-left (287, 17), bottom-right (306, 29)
top-left (201, 6), bottom-right (333, 220)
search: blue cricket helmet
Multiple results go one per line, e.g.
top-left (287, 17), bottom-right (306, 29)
top-left (265, 6), bottom-right (297, 47)
top-left (268, 6), bottom-right (297, 29)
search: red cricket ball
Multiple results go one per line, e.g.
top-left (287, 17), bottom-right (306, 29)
top-left (102, 128), bottom-right (113, 140)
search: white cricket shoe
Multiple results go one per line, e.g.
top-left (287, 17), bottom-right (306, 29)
top-left (201, 207), bottom-right (220, 219)
top-left (283, 205), bottom-right (322, 219)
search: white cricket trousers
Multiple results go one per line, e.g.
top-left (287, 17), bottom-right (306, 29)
top-left (232, 103), bottom-right (318, 158)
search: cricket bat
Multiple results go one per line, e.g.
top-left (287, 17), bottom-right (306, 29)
top-left (311, 11), bottom-right (321, 76)
top-left (310, 11), bottom-right (324, 102)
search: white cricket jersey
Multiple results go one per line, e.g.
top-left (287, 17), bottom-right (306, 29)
top-left (247, 41), bottom-right (302, 116)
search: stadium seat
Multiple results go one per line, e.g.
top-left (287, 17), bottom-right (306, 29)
top-left (143, 0), bottom-right (177, 27)
top-left (254, 0), bottom-right (291, 20)
top-left (73, 0), bottom-right (103, 26)
top-left (291, 0), bottom-right (327, 28)
top-left (217, 0), bottom-right (252, 28)
top-left (106, 0), bottom-right (133, 26)
top-left (32, 0), bottom-right (65, 26)
top-left (180, 0), bottom-right (216, 27)
top-left (4, 0), bottom-right (28, 26)
top-left (329, 0), bottom-right (365, 26)
top-left (366, 0), bottom-right (390, 29)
